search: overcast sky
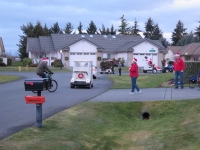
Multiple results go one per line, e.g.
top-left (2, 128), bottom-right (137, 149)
top-left (1, 0), bottom-right (200, 56)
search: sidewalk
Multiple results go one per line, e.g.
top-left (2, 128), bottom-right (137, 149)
top-left (89, 87), bottom-right (200, 102)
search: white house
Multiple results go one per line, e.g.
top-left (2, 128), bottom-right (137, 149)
top-left (26, 34), bottom-right (166, 67)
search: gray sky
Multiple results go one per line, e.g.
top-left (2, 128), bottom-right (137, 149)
top-left (1, 0), bottom-right (200, 56)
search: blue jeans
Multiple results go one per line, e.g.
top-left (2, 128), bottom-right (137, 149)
top-left (131, 77), bottom-right (140, 92)
top-left (174, 71), bottom-right (184, 88)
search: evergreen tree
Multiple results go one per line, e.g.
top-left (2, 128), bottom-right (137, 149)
top-left (64, 22), bottom-right (73, 34)
top-left (105, 28), bottom-right (110, 35)
top-left (159, 37), bottom-right (170, 48)
top-left (33, 21), bottom-right (44, 37)
top-left (99, 24), bottom-right (106, 35)
top-left (87, 21), bottom-right (97, 34)
top-left (77, 22), bottom-right (83, 34)
top-left (130, 18), bottom-right (141, 35)
top-left (43, 24), bottom-right (50, 36)
top-left (17, 23), bottom-right (35, 60)
top-left (151, 24), bottom-right (163, 40)
top-left (110, 24), bottom-right (116, 35)
top-left (176, 31), bottom-right (199, 46)
top-left (49, 22), bottom-right (62, 34)
top-left (195, 21), bottom-right (200, 37)
top-left (118, 15), bottom-right (130, 35)
top-left (143, 17), bottom-right (154, 39)
top-left (171, 20), bottom-right (187, 46)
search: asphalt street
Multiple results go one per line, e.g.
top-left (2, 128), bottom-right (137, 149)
top-left (0, 72), bottom-right (113, 140)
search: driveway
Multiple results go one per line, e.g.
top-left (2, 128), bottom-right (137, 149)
top-left (0, 72), bottom-right (113, 140)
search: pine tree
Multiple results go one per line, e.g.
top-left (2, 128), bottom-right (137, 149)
top-left (118, 15), bottom-right (130, 35)
top-left (195, 21), bottom-right (200, 37)
top-left (171, 20), bottom-right (187, 46)
top-left (33, 21), bottom-right (45, 37)
top-left (77, 22), bottom-right (83, 34)
top-left (110, 24), bottom-right (116, 35)
top-left (87, 21), bottom-right (97, 34)
top-left (151, 24), bottom-right (163, 40)
top-left (143, 18), bottom-right (154, 39)
top-left (159, 37), bottom-right (170, 48)
top-left (99, 24), bottom-right (106, 35)
top-left (43, 24), bottom-right (50, 36)
top-left (64, 22), bottom-right (73, 34)
top-left (130, 18), bottom-right (141, 35)
top-left (176, 31), bottom-right (199, 46)
top-left (49, 22), bottom-right (62, 34)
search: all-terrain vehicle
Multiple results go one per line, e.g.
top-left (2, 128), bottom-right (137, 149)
top-left (70, 60), bottom-right (94, 89)
top-left (100, 60), bottom-right (115, 74)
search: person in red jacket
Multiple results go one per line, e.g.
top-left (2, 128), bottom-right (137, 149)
top-left (129, 58), bottom-right (141, 94)
top-left (173, 52), bottom-right (185, 89)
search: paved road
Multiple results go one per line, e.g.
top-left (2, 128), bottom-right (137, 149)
top-left (0, 72), bottom-right (113, 140)
top-left (89, 87), bottom-right (200, 102)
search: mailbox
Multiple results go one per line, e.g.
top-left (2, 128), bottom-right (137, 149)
top-left (25, 96), bottom-right (45, 104)
top-left (24, 78), bottom-right (49, 91)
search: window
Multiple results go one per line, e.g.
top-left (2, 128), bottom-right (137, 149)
top-left (70, 53), bottom-right (76, 55)
top-left (90, 53), bottom-right (96, 55)
top-left (77, 53), bottom-right (82, 55)
top-left (107, 54), bottom-right (111, 59)
top-left (185, 56), bottom-right (190, 61)
top-left (84, 53), bottom-right (89, 55)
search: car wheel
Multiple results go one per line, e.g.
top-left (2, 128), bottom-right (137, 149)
top-left (165, 69), bottom-right (169, 73)
top-left (93, 75), bottom-right (96, 79)
top-left (70, 85), bottom-right (75, 88)
top-left (143, 70), bottom-right (147, 73)
top-left (152, 69), bottom-right (157, 74)
top-left (88, 83), bottom-right (92, 89)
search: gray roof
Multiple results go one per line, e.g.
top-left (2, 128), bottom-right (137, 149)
top-left (27, 34), bottom-right (166, 53)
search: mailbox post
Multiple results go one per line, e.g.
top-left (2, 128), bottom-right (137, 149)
top-left (24, 78), bottom-right (50, 128)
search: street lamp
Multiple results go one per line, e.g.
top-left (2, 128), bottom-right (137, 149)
top-left (60, 50), bottom-right (62, 70)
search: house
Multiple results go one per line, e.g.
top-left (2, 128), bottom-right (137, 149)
top-left (165, 43), bottom-right (200, 61)
top-left (26, 34), bottom-right (166, 67)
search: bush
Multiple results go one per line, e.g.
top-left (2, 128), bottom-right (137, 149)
top-left (31, 63), bottom-right (38, 67)
top-left (23, 57), bottom-right (32, 66)
top-left (54, 59), bottom-right (63, 67)
top-left (0, 62), bottom-right (6, 66)
top-left (51, 62), bottom-right (54, 67)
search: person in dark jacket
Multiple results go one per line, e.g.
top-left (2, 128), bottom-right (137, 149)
top-left (118, 62), bottom-right (122, 76)
top-left (36, 58), bottom-right (53, 78)
top-left (173, 52), bottom-right (185, 89)
top-left (129, 58), bottom-right (141, 94)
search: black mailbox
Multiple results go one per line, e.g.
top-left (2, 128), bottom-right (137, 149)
top-left (24, 78), bottom-right (49, 91)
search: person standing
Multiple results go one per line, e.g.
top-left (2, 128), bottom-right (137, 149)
top-left (174, 52), bottom-right (185, 89)
top-left (129, 58), bottom-right (141, 94)
top-left (118, 62), bottom-right (122, 76)
top-left (36, 57), bottom-right (53, 78)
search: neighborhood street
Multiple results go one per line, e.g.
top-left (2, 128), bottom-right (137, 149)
top-left (0, 72), bottom-right (113, 140)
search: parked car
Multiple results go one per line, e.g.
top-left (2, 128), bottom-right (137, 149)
top-left (70, 60), bottom-right (94, 89)
top-left (92, 66), bottom-right (97, 79)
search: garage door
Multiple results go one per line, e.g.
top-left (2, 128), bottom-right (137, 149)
top-left (133, 54), bottom-right (158, 67)
top-left (69, 52), bottom-right (97, 67)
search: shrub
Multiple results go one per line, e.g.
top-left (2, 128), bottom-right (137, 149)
top-left (54, 59), bottom-right (63, 67)
top-left (51, 62), bottom-right (54, 67)
top-left (31, 63), bottom-right (38, 67)
top-left (23, 57), bottom-right (32, 66)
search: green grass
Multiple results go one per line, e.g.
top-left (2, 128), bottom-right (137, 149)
top-left (0, 75), bottom-right (21, 83)
top-left (1, 100), bottom-right (200, 150)
top-left (109, 73), bottom-right (174, 89)
top-left (1, 70), bottom-right (200, 149)
top-left (0, 62), bottom-right (71, 72)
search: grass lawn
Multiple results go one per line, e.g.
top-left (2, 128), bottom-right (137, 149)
top-left (1, 68), bottom-right (200, 149)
